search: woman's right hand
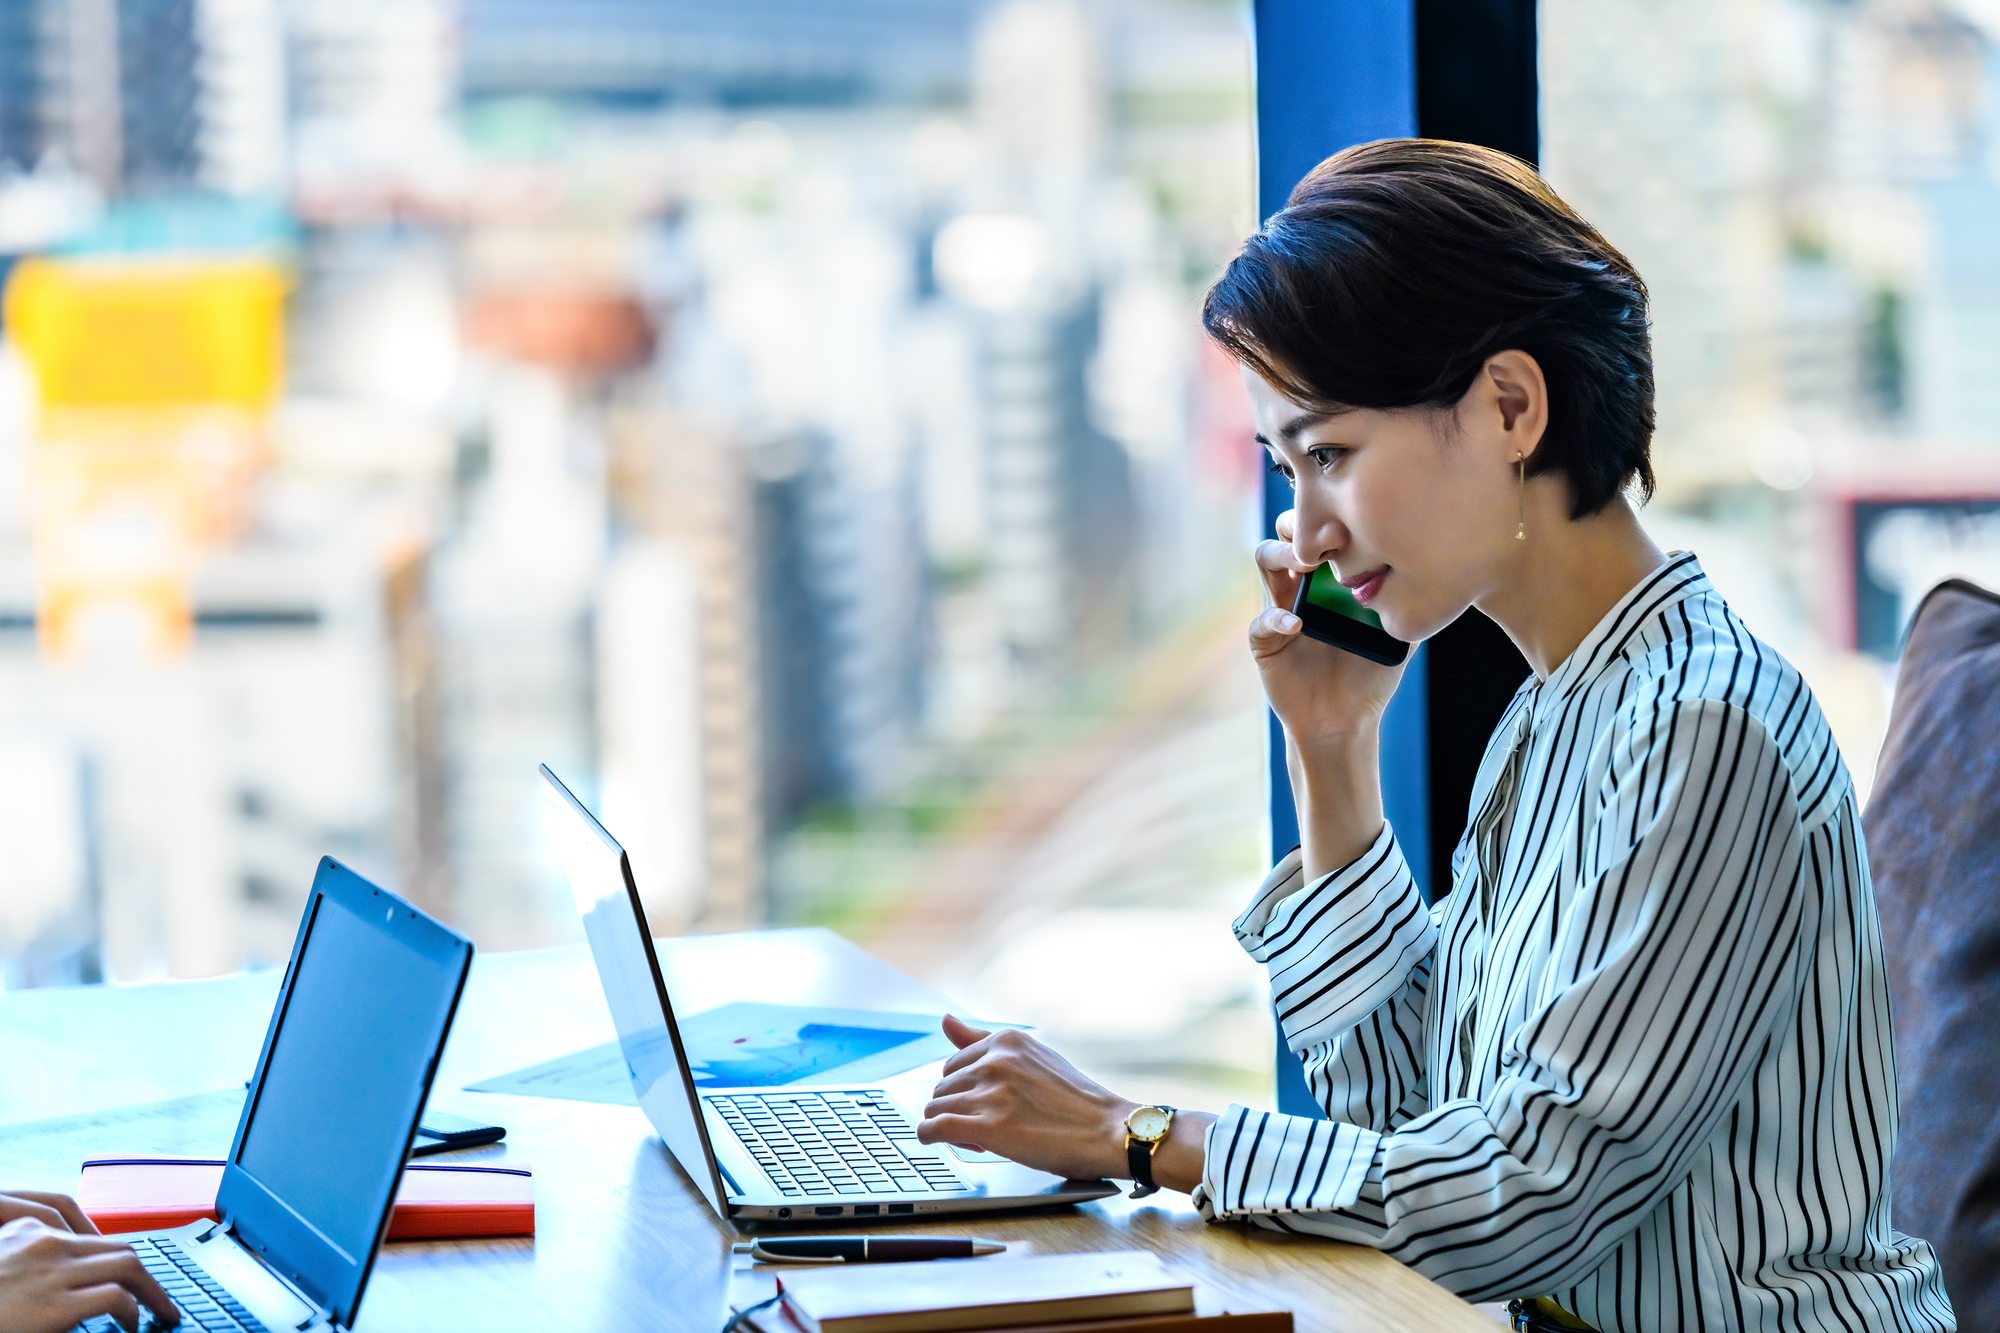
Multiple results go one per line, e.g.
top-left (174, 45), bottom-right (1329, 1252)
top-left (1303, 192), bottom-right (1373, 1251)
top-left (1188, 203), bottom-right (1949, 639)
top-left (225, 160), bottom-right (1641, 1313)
top-left (1251, 510), bottom-right (1410, 879)
top-left (1251, 509), bottom-right (1408, 745)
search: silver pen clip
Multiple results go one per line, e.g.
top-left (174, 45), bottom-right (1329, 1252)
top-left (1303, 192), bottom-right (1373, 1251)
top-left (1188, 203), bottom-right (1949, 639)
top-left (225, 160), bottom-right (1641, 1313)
top-left (748, 1246), bottom-right (846, 1264)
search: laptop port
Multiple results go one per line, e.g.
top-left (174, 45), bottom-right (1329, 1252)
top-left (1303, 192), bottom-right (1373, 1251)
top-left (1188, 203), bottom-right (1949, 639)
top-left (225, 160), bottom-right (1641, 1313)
top-left (777, 1208), bottom-right (791, 1219)
top-left (887, 1204), bottom-right (914, 1215)
top-left (854, 1205), bottom-right (879, 1217)
top-left (815, 1206), bottom-right (843, 1217)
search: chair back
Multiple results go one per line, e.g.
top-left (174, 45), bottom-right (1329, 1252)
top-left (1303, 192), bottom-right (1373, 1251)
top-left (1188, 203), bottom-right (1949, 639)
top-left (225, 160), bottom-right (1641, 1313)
top-left (1866, 577), bottom-right (2000, 1325)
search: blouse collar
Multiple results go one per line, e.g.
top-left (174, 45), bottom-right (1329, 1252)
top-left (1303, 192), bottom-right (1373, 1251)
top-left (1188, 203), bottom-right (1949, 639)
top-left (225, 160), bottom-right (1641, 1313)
top-left (1526, 551), bottom-right (1711, 719)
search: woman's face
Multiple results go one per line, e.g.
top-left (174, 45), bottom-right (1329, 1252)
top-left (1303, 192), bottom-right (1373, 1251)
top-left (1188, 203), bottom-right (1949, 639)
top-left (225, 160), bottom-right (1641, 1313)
top-left (1243, 361), bottom-right (1533, 645)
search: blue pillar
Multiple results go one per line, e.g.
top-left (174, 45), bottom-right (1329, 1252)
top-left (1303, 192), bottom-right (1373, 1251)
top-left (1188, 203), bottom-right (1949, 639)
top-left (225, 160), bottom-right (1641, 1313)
top-left (1254, 0), bottom-right (1420, 1120)
top-left (1253, 0), bottom-right (1416, 218)
top-left (1254, 0), bottom-right (1539, 1120)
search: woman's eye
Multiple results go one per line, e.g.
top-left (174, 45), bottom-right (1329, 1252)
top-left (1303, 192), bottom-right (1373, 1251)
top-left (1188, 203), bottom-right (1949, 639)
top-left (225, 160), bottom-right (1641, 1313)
top-left (1308, 447), bottom-right (1345, 470)
top-left (1266, 458), bottom-right (1296, 488)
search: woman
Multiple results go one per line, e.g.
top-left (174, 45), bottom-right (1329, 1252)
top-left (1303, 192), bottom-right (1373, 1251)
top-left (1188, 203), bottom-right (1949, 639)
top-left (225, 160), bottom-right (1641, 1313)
top-left (914, 140), bottom-right (1954, 1331)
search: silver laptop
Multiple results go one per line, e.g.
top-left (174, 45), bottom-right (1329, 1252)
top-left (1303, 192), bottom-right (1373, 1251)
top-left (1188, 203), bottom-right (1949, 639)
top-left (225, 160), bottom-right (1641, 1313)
top-left (538, 764), bottom-right (1117, 1222)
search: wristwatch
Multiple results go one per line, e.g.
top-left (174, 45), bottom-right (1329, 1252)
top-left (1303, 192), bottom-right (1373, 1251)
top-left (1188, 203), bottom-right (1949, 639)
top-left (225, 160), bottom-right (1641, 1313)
top-left (1123, 1104), bottom-right (1176, 1198)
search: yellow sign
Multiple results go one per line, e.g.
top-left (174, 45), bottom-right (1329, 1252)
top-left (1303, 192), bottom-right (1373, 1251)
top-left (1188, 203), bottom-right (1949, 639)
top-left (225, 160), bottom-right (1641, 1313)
top-left (5, 258), bottom-right (285, 410)
top-left (4, 258), bottom-right (286, 660)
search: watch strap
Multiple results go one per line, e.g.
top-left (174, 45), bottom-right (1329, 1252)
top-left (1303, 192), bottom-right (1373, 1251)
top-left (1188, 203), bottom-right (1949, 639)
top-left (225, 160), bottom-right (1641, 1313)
top-left (1127, 1136), bottom-right (1159, 1197)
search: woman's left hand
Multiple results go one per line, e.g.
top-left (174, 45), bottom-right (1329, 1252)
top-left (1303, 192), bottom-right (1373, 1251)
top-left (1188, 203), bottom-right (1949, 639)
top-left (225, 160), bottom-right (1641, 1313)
top-left (915, 1017), bottom-right (1215, 1193)
top-left (915, 1016), bottom-right (1137, 1181)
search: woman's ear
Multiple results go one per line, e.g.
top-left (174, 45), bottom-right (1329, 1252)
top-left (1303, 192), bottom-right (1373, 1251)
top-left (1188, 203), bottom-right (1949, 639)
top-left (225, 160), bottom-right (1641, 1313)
top-left (1481, 349), bottom-right (1549, 460)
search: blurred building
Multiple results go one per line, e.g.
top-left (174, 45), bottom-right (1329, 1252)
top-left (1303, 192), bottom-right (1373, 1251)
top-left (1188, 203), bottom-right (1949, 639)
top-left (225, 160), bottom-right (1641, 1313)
top-left (1542, 0), bottom-right (2000, 804)
top-left (0, 0), bottom-right (281, 195)
top-left (458, 0), bottom-right (984, 107)
top-left (0, 0), bottom-right (434, 984)
top-left (1544, 0), bottom-right (2000, 475)
top-left (0, 0), bottom-right (1259, 984)
top-left (286, 0), bottom-right (457, 210)
top-left (116, 0), bottom-right (202, 189)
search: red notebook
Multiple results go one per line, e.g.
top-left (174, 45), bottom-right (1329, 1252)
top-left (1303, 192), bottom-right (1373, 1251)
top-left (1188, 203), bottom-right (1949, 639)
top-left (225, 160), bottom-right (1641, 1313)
top-left (77, 1157), bottom-right (535, 1240)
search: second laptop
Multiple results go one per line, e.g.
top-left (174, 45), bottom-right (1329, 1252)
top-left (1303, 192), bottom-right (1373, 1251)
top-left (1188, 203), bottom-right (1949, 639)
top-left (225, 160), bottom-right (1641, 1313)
top-left (537, 764), bottom-right (1118, 1223)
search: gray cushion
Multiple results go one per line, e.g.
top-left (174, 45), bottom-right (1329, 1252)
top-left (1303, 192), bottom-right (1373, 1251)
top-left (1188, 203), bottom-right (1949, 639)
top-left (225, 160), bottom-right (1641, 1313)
top-left (1867, 577), bottom-right (2000, 1326)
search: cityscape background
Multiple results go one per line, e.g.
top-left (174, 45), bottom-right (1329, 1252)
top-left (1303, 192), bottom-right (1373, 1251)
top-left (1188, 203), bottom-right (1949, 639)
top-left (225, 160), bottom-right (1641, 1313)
top-left (1, 0), bottom-right (1998, 1115)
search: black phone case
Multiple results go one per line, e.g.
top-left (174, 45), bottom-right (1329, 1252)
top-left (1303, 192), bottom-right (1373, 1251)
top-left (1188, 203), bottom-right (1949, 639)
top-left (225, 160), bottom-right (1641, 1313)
top-left (1291, 574), bottom-right (1410, 666)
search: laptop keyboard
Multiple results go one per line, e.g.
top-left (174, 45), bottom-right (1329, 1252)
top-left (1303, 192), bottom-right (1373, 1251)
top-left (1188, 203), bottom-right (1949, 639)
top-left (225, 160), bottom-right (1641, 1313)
top-left (708, 1089), bottom-right (967, 1197)
top-left (73, 1236), bottom-right (271, 1333)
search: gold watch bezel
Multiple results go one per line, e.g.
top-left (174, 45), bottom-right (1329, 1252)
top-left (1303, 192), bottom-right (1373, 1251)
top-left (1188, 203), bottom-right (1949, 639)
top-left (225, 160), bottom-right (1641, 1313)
top-left (1123, 1104), bottom-right (1174, 1144)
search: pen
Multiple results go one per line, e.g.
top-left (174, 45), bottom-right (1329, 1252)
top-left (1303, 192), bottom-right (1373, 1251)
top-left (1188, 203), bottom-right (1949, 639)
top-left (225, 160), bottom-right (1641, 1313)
top-left (740, 1237), bottom-right (1007, 1263)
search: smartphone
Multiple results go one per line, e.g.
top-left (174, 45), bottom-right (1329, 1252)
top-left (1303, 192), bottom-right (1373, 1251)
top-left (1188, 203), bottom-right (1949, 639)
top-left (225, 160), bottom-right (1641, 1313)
top-left (1291, 562), bottom-right (1410, 666)
top-left (411, 1109), bottom-right (507, 1156)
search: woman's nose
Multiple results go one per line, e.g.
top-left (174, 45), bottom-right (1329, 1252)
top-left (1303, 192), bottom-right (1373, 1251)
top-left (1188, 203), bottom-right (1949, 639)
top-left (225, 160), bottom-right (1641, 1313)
top-left (1290, 505), bottom-right (1345, 568)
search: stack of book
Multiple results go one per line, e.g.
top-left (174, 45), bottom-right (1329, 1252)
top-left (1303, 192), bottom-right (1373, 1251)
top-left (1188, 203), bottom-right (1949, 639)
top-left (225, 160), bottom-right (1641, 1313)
top-left (734, 1250), bottom-right (1291, 1333)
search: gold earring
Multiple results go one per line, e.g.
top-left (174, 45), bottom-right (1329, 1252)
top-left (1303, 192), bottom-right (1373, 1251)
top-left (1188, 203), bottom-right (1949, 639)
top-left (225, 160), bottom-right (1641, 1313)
top-left (1514, 452), bottom-right (1526, 541)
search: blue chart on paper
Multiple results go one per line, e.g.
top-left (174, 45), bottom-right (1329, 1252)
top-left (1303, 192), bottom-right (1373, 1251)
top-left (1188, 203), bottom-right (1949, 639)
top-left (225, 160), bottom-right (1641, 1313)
top-left (691, 1023), bottom-right (926, 1088)
top-left (464, 1003), bottom-right (1019, 1105)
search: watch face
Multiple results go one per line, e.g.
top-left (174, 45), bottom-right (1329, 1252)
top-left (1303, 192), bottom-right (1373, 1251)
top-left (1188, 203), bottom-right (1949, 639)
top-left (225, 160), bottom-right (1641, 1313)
top-left (1127, 1106), bottom-right (1171, 1140)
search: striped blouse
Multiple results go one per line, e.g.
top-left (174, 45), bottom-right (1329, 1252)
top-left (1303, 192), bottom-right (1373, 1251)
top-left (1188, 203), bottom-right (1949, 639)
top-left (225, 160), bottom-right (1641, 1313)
top-left (1193, 554), bottom-right (1955, 1331)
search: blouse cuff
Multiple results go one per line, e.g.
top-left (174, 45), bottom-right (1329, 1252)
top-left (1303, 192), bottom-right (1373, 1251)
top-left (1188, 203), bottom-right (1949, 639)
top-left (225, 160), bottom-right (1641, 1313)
top-left (1193, 1104), bottom-right (1380, 1218)
top-left (1232, 825), bottom-right (1430, 1051)
top-left (1231, 823), bottom-right (1410, 959)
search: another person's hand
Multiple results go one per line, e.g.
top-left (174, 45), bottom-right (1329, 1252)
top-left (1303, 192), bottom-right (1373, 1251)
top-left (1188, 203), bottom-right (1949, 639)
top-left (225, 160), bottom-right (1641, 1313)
top-left (1251, 508), bottom-right (1407, 747)
top-left (915, 1017), bottom-right (1213, 1193)
top-left (0, 1190), bottom-right (101, 1236)
top-left (0, 1191), bottom-right (179, 1333)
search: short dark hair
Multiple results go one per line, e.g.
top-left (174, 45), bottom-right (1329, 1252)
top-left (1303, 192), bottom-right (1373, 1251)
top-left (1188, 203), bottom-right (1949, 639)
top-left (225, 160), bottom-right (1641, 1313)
top-left (1203, 139), bottom-right (1654, 517)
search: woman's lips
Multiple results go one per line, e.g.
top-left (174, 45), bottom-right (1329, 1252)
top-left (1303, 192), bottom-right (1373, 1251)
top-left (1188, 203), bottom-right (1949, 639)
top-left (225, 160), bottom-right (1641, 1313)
top-left (1344, 568), bottom-right (1388, 607)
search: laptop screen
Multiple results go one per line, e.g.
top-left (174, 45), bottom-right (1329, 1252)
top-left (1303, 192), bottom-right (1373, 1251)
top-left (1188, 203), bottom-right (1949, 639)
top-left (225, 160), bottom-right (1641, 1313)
top-left (218, 859), bottom-right (472, 1329)
top-left (538, 765), bottom-right (732, 1218)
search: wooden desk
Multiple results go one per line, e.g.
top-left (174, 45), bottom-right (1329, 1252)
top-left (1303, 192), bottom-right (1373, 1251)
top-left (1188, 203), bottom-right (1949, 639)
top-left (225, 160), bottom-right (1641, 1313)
top-left (0, 930), bottom-right (1495, 1333)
